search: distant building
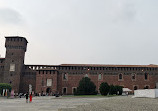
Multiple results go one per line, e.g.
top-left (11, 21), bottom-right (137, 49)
top-left (0, 36), bottom-right (158, 95)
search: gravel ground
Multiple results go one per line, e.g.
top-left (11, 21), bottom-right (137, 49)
top-left (60, 95), bottom-right (158, 111)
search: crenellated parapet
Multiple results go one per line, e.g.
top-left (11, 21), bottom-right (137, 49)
top-left (5, 36), bottom-right (28, 52)
top-left (24, 65), bottom-right (59, 71)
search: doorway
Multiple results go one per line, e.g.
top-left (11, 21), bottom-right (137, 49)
top-left (46, 88), bottom-right (51, 95)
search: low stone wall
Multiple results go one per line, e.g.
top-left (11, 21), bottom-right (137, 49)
top-left (133, 89), bottom-right (158, 98)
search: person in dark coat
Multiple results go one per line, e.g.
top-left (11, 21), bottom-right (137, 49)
top-left (26, 92), bottom-right (28, 103)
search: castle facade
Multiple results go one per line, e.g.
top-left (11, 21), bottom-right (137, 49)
top-left (0, 36), bottom-right (158, 95)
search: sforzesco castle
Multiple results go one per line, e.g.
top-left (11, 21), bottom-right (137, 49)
top-left (0, 36), bottom-right (158, 95)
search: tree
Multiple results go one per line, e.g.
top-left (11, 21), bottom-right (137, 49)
top-left (0, 83), bottom-right (12, 95)
top-left (75, 77), bottom-right (97, 95)
top-left (99, 82), bottom-right (110, 96)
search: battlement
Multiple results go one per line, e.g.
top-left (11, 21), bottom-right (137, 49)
top-left (5, 36), bottom-right (28, 43)
top-left (5, 36), bottom-right (28, 52)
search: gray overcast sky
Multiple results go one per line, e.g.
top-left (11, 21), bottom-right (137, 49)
top-left (0, 0), bottom-right (158, 65)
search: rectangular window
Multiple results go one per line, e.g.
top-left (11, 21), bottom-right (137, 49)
top-left (63, 73), bottom-right (68, 80)
top-left (47, 79), bottom-right (52, 86)
top-left (145, 73), bottom-right (148, 80)
top-left (98, 74), bottom-right (102, 80)
top-left (10, 64), bottom-right (15, 71)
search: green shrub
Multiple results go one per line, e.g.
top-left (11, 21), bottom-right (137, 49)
top-left (99, 82), bottom-right (110, 96)
top-left (116, 86), bottom-right (123, 95)
top-left (109, 85), bottom-right (123, 95)
top-left (75, 77), bottom-right (97, 95)
top-left (109, 85), bottom-right (116, 95)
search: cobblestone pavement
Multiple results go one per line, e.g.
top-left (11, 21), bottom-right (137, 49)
top-left (60, 95), bottom-right (158, 111)
top-left (1, 96), bottom-right (158, 111)
top-left (0, 96), bottom-right (107, 111)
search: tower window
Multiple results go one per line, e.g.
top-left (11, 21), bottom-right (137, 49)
top-left (10, 64), bottom-right (15, 72)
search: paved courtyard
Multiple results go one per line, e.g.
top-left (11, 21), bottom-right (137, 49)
top-left (0, 96), bottom-right (158, 111)
top-left (0, 96), bottom-right (107, 111)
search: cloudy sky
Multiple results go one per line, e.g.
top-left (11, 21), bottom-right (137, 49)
top-left (0, 0), bottom-right (158, 65)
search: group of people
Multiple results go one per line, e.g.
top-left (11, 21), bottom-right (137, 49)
top-left (25, 92), bottom-right (32, 103)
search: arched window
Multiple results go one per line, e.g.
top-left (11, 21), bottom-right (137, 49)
top-left (144, 86), bottom-right (149, 89)
top-left (98, 74), bottom-right (102, 80)
top-left (132, 73), bottom-right (136, 80)
top-left (72, 87), bottom-right (77, 94)
top-left (85, 74), bottom-right (88, 77)
top-left (134, 86), bottom-right (138, 90)
top-left (119, 74), bottom-right (123, 80)
top-left (63, 73), bottom-right (67, 80)
top-left (63, 87), bottom-right (67, 94)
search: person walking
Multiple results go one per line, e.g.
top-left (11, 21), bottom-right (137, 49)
top-left (126, 92), bottom-right (128, 96)
top-left (29, 92), bottom-right (32, 103)
top-left (26, 92), bottom-right (28, 103)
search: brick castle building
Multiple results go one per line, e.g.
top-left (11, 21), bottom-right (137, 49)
top-left (0, 36), bottom-right (158, 95)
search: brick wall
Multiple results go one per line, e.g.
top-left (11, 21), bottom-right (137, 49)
top-left (36, 70), bottom-right (58, 95)
top-left (0, 59), bottom-right (5, 83)
top-left (56, 66), bottom-right (158, 95)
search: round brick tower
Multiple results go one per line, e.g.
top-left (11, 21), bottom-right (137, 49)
top-left (3, 36), bottom-right (28, 93)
